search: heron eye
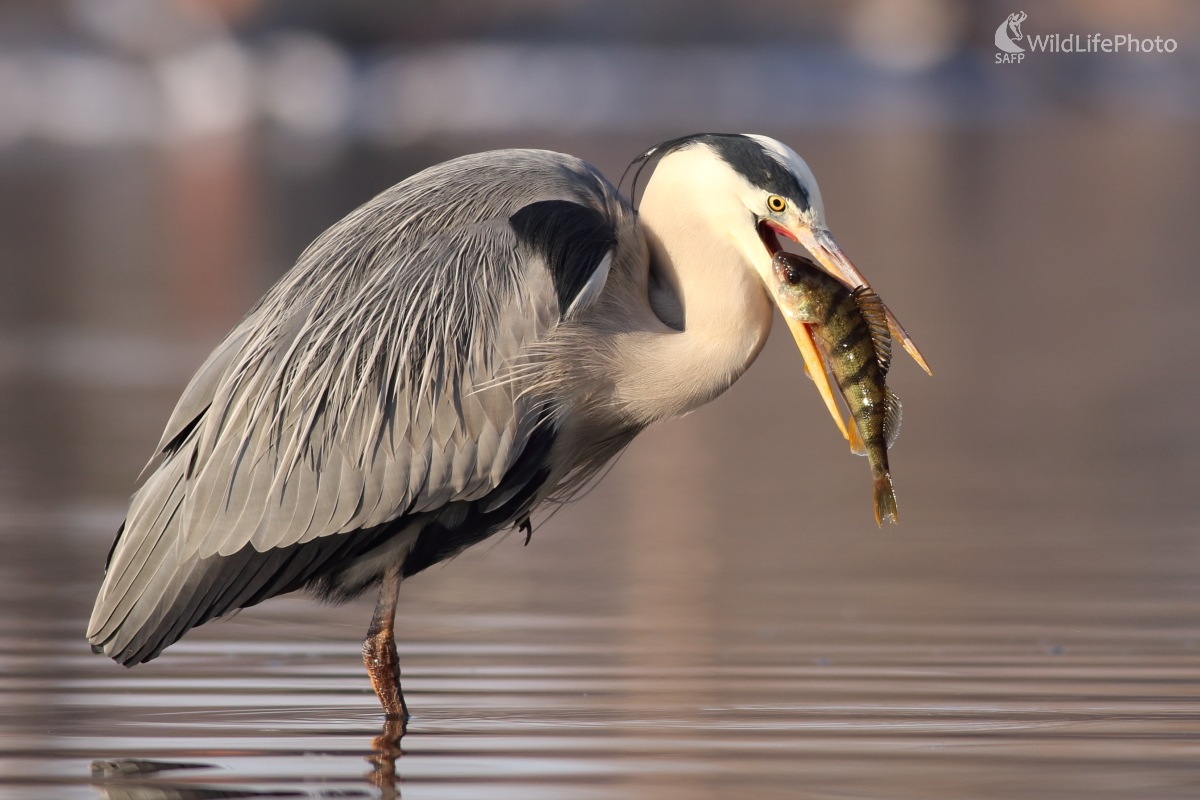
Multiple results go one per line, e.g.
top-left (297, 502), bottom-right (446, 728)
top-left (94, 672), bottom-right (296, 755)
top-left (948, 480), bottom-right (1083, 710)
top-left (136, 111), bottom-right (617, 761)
top-left (767, 195), bottom-right (787, 213)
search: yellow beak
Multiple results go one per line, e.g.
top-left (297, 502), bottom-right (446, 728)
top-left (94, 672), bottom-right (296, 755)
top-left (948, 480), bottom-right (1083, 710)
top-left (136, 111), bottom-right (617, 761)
top-left (792, 225), bottom-right (932, 376)
top-left (781, 314), bottom-right (850, 440)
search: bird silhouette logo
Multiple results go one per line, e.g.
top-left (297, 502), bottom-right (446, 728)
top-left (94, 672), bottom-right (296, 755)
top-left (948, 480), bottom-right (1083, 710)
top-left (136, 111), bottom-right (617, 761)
top-left (995, 11), bottom-right (1027, 53)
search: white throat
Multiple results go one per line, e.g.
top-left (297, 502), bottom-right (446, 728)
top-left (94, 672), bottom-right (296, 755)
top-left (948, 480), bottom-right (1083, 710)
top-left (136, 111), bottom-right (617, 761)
top-left (607, 146), bottom-right (775, 425)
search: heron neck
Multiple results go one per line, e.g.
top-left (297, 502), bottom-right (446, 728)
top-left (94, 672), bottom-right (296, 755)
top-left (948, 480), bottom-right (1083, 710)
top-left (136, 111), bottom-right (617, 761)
top-left (611, 204), bottom-right (774, 425)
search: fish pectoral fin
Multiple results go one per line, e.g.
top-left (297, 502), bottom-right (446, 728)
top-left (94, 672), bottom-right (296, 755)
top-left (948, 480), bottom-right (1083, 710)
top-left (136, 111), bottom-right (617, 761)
top-left (848, 419), bottom-right (868, 456)
top-left (884, 387), bottom-right (902, 448)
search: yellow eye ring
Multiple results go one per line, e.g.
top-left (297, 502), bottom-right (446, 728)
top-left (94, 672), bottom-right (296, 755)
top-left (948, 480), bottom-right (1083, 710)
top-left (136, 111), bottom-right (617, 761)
top-left (767, 195), bottom-right (786, 213)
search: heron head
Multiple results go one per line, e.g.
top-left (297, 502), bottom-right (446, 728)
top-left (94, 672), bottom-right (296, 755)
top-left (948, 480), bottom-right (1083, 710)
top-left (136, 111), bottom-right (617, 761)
top-left (633, 133), bottom-right (929, 430)
top-left (633, 133), bottom-right (877, 304)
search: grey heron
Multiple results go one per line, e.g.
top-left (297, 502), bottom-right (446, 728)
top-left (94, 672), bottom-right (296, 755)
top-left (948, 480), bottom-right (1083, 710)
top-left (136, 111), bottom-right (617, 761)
top-left (87, 133), bottom-right (927, 722)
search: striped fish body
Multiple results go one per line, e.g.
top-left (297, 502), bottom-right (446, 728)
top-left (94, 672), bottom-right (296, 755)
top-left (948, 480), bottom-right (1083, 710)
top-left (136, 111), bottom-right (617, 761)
top-left (769, 252), bottom-right (901, 525)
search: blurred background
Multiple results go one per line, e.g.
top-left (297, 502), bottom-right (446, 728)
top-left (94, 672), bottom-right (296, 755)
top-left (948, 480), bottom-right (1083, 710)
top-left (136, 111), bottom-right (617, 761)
top-left (1, 1), bottom-right (1200, 798)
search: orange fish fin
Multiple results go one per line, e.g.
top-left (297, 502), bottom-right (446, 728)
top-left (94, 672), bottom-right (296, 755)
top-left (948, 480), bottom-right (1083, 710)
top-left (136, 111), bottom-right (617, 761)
top-left (848, 419), bottom-right (867, 456)
top-left (884, 387), bottom-right (902, 448)
top-left (851, 286), bottom-right (892, 375)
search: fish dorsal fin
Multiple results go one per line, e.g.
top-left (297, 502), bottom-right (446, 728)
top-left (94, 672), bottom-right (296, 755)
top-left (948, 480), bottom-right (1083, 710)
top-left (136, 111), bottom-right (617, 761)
top-left (884, 387), bottom-right (902, 448)
top-left (851, 286), bottom-right (892, 375)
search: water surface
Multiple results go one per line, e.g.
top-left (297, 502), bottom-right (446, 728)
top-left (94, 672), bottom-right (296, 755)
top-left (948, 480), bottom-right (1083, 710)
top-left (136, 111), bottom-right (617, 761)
top-left (1, 124), bottom-right (1199, 798)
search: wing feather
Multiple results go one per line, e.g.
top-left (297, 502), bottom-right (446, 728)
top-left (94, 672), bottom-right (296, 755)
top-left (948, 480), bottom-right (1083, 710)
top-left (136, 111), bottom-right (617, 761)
top-left (90, 149), bottom-right (626, 663)
top-left (155, 327), bottom-right (251, 454)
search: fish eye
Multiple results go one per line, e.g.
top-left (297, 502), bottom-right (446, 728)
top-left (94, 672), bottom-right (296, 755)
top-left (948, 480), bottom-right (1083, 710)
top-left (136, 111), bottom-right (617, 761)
top-left (767, 195), bottom-right (787, 213)
top-left (784, 266), bottom-right (801, 285)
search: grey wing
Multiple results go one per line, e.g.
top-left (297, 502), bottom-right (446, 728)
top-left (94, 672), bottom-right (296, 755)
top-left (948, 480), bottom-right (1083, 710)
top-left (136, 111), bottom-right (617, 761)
top-left (87, 149), bottom-right (621, 665)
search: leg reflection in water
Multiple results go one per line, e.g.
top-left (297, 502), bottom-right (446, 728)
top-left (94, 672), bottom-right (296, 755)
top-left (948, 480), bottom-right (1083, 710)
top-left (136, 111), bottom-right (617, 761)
top-left (368, 717), bottom-right (408, 799)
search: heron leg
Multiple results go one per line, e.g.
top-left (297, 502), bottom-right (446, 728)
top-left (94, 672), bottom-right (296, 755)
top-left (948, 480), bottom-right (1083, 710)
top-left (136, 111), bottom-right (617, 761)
top-left (362, 562), bottom-right (409, 723)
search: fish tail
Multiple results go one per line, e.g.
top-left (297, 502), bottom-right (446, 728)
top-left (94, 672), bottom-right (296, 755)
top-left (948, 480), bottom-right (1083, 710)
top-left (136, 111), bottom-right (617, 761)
top-left (872, 470), bottom-right (899, 526)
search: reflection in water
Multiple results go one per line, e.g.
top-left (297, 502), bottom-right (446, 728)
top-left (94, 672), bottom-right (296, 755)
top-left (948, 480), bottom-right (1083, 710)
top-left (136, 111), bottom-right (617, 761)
top-left (91, 760), bottom-right (225, 800)
top-left (91, 720), bottom-right (423, 800)
top-left (2, 122), bottom-right (1200, 798)
top-left (368, 718), bottom-right (406, 800)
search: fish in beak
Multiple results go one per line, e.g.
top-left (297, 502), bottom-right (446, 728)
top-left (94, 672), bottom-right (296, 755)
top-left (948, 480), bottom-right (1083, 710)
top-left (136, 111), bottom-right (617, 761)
top-left (791, 225), bottom-right (931, 376)
top-left (758, 218), bottom-right (930, 440)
